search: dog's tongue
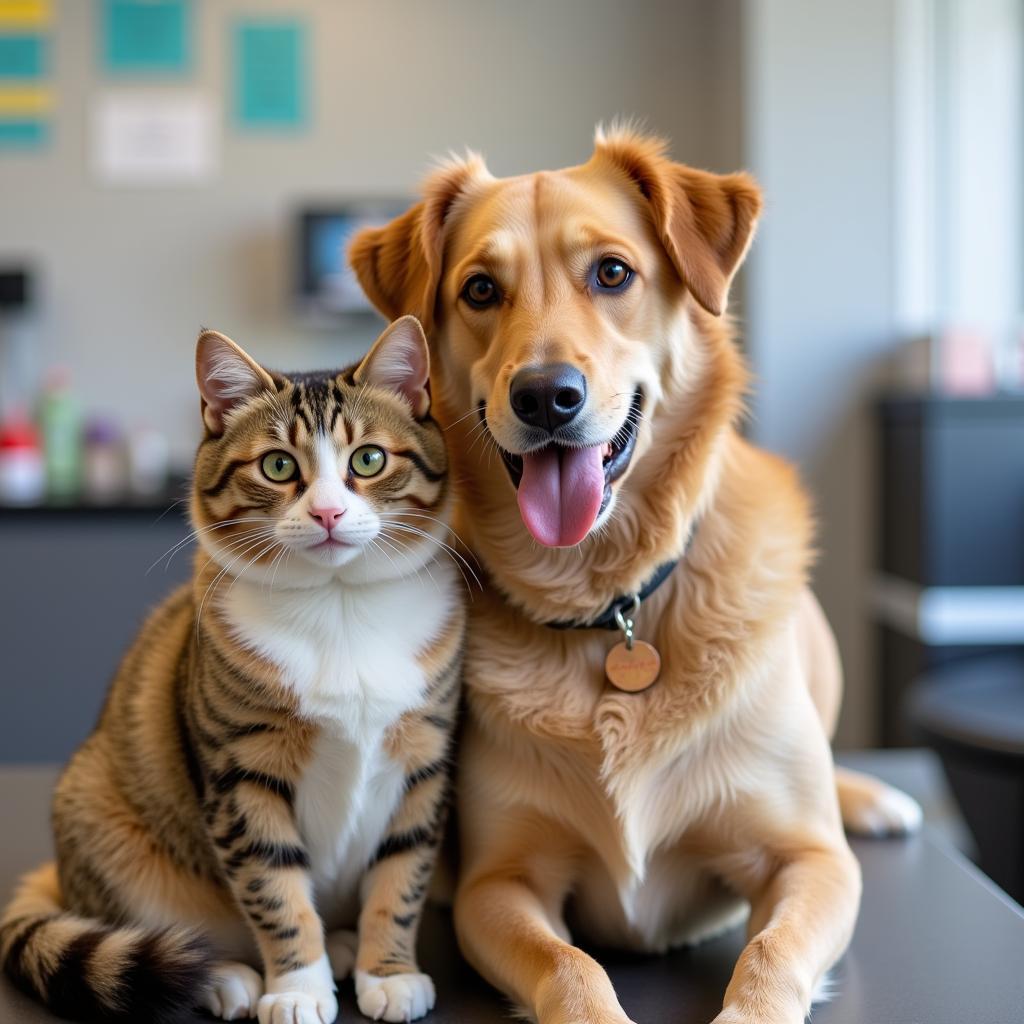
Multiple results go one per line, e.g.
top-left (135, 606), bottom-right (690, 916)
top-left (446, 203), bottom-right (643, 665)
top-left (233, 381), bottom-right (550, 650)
top-left (517, 445), bottom-right (605, 547)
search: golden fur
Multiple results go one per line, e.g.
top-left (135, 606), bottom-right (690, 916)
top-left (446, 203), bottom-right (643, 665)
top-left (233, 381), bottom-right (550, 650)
top-left (350, 128), bottom-right (921, 1024)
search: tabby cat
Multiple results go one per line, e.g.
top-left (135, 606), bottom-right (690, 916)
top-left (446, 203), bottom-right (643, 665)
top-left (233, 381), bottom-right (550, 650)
top-left (0, 316), bottom-right (464, 1024)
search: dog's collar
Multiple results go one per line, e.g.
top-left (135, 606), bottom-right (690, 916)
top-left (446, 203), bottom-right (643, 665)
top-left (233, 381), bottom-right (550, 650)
top-left (544, 556), bottom-right (681, 632)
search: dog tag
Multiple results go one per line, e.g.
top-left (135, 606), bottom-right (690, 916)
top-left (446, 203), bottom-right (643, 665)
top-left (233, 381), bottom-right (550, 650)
top-left (605, 639), bottom-right (661, 693)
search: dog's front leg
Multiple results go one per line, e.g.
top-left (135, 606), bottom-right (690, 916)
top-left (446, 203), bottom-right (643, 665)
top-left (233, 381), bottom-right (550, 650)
top-left (454, 868), bottom-right (635, 1024)
top-left (714, 842), bottom-right (861, 1024)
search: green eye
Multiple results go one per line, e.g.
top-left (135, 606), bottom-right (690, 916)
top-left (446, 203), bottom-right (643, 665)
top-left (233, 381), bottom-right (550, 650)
top-left (261, 451), bottom-right (298, 483)
top-left (350, 445), bottom-right (386, 478)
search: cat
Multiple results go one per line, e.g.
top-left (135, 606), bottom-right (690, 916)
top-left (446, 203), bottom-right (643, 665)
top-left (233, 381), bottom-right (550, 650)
top-left (0, 315), bottom-right (465, 1024)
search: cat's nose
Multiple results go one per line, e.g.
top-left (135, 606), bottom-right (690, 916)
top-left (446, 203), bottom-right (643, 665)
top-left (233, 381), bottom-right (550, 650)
top-left (309, 506), bottom-right (345, 529)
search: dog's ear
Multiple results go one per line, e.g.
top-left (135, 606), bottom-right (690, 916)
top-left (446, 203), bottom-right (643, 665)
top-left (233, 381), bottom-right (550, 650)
top-left (349, 154), bottom-right (489, 328)
top-left (592, 127), bottom-right (762, 316)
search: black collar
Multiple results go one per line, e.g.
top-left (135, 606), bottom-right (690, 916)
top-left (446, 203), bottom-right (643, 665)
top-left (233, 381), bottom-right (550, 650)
top-left (544, 558), bottom-right (680, 631)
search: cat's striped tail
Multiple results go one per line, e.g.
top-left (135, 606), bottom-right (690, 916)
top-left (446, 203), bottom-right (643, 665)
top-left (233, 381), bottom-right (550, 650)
top-left (0, 862), bottom-right (212, 1023)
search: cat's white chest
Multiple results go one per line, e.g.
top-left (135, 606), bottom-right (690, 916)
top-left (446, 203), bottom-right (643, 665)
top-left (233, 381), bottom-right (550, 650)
top-left (219, 565), bottom-right (454, 926)
top-left (294, 727), bottom-right (407, 928)
top-left (221, 568), bottom-right (453, 737)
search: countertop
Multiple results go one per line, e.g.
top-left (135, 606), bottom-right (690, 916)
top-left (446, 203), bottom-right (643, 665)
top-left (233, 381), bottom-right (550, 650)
top-left (1, 758), bottom-right (1022, 1023)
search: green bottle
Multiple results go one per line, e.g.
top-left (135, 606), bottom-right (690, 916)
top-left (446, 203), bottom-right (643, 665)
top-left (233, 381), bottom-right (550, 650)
top-left (39, 367), bottom-right (81, 503)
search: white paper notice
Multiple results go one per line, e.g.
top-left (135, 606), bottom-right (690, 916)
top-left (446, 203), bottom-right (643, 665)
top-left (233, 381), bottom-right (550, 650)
top-left (92, 93), bottom-right (216, 185)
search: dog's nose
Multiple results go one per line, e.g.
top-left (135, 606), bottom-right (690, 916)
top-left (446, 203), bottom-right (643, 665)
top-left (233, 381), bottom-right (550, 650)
top-left (509, 363), bottom-right (587, 432)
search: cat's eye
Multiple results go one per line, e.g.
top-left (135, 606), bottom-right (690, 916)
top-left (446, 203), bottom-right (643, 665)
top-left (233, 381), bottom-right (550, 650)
top-left (350, 445), bottom-right (386, 478)
top-left (461, 274), bottom-right (500, 309)
top-left (595, 257), bottom-right (634, 291)
top-left (261, 451), bottom-right (299, 483)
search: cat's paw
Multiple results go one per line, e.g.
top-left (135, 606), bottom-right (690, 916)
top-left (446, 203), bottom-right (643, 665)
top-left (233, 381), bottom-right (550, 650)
top-left (259, 955), bottom-right (337, 1024)
top-left (204, 961), bottom-right (263, 1020)
top-left (325, 929), bottom-right (358, 980)
top-left (257, 991), bottom-right (337, 1024)
top-left (355, 969), bottom-right (436, 1022)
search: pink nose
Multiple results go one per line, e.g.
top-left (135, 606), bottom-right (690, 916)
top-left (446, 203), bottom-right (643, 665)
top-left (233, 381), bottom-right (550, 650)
top-left (309, 506), bottom-right (345, 529)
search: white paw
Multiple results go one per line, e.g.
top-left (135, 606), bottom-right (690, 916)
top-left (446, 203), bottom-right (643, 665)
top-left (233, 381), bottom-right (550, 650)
top-left (259, 955), bottom-right (337, 1024)
top-left (257, 991), bottom-right (337, 1024)
top-left (355, 969), bottom-right (436, 1022)
top-left (325, 929), bottom-right (357, 980)
top-left (844, 783), bottom-right (923, 837)
top-left (204, 961), bottom-right (263, 1020)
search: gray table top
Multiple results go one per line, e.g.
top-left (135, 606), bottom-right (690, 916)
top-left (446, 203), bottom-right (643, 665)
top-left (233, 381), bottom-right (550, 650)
top-left (2, 762), bottom-right (1023, 1024)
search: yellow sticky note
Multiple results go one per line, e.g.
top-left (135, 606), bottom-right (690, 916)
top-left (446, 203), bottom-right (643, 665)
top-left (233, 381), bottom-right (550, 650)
top-left (0, 0), bottom-right (52, 29)
top-left (0, 85), bottom-right (51, 115)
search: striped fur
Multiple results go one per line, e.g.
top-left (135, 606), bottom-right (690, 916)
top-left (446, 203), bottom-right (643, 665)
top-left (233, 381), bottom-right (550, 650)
top-left (1, 319), bottom-right (465, 1023)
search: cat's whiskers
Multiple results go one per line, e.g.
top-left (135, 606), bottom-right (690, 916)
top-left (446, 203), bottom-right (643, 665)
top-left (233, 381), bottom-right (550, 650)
top-left (195, 531), bottom-right (283, 637)
top-left (195, 527), bottom-right (281, 582)
top-left (266, 542), bottom-right (293, 596)
top-left (365, 535), bottom-right (424, 593)
top-left (227, 538), bottom-right (283, 595)
top-left (379, 508), bottom-right (476, 560)
top-left (148, 517), bottom-right (279, 575)
top-left (152, 496), bottom-right (189, 525)
top-left (372, 532), bottom-right (441, 595)
top-left (378, 522), bottom-right (480, 594)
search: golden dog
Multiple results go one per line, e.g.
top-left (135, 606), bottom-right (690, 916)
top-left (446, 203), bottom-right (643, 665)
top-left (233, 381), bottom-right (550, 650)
top-left (350, 128), bottom-right (922, 1024)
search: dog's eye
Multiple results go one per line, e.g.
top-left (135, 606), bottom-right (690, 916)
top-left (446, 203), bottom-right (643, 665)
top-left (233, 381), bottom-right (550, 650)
top-left (595, 257), bottom-right (633, 290)
top-left (461, 274), bottom-right (500, 309)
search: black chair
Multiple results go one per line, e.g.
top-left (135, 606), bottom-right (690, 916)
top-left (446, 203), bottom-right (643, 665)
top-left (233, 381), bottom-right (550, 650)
top-left (907, 653), bottom-right (1024, 903)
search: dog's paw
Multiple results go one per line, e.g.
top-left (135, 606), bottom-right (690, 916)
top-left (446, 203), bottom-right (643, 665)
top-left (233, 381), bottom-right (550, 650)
top-left (203, 961), bottom-right (263, 1020)
top-left (325, 929), bottom-right (358, 980)
top-left (259, 955), bottom-right (337, 1024)
top-left (355, 969), bottom-right (435, 1022)
top-left (711, 1007), bottom-right (802, 1024)
top-left (537, 1012), bottom-right (637, 1024)
top-left (840, 776), bottom-right (923, 837)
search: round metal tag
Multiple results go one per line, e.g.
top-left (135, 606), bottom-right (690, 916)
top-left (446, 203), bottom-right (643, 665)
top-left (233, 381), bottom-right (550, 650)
top-left (605, 640), bottom-right (661, 693)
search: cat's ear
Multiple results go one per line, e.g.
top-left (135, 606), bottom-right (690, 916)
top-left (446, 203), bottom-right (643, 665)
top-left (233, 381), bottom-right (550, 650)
top-left (196, 329), bottom-right (275, 436)
top-left (353, 316), bottom-right (431, 419)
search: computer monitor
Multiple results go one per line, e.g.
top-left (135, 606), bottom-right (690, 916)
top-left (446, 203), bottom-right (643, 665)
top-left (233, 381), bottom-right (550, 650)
top-left (296, 204), bottom-right (408, 323)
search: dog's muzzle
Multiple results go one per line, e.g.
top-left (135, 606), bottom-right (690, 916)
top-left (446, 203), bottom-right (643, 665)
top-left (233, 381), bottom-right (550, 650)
top-left (478, 388), bottom-right (643, 548)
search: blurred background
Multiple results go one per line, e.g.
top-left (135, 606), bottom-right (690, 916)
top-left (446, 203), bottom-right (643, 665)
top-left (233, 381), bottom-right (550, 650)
top-left (2, 1), bottom-right (1024, 896)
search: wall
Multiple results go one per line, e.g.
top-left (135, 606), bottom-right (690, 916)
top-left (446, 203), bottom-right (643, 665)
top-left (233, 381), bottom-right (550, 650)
top-left (742, 0), bottom-right (899, 747)
top-left (3, 0), bottom-right (906, 749)
top-left (0, 0), bottom-right (732, 467)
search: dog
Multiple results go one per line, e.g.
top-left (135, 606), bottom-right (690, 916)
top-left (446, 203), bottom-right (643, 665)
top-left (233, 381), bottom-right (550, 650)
top-left (349, 127), bottom-right (922, 1024)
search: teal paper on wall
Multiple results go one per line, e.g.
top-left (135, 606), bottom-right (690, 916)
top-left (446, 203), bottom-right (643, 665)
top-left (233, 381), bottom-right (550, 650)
top-left (103, 0), bottom-right (190, 73)
top-left (0, 118), bottom-right (46, 148)
top-left (0, 35), bottom-right (46, 79)
top-left (234, 20), bottom-right (306, 129)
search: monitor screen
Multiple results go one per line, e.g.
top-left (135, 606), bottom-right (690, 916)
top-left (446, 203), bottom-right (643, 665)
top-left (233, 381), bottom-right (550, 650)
top-left (297, 204), bottom-right (408, 320)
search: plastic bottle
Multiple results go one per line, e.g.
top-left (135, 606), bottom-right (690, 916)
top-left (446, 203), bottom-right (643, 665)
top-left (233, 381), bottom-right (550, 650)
top-left (0, 409), bottom-right (45, 505)
top-left (128, 424), bottom-right (170, 498)
top-left (39, 367), bottom-right (80, 502)
top-left (83, 417), bottom-right (126, 504)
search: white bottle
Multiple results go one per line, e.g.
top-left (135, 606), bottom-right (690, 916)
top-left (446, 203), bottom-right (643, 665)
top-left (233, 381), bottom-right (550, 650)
top-left (128, 425), bottom-right (169, 498)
